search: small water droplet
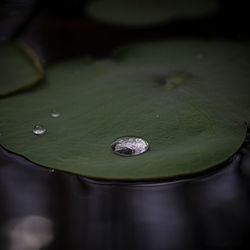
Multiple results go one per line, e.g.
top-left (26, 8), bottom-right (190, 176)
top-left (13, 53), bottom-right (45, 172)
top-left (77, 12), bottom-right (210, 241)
top-left (111, 136), bottom-right (149, 156)
top-left (50, 169), bottom-right (55, 173)
top-left (195, 53), bottom-right (204, 60)
top-left (51, 109), bottom-right (60, 118)
top-left (33, 123), bottom-right (46, 135)
top-left (156, 114), bottom-right (160, 118)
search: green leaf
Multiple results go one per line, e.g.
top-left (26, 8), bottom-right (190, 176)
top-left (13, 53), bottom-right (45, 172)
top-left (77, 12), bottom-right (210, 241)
top-left (0, 40), bottom-right (249, 180)
top-left (115, 40), bottom-right (250, 122)
top-left (0, 42), bottom-right (43, 97)
top-left (85, 0), bottom-right (218, 27)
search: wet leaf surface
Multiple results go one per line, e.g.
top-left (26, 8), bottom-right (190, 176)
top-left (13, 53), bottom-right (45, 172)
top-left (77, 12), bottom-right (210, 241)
top-left (0, 40), bottom-right (249, 179)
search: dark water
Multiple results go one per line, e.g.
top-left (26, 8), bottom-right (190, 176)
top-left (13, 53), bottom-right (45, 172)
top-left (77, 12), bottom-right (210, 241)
top-left (0, 130), bottom-right (250, 250)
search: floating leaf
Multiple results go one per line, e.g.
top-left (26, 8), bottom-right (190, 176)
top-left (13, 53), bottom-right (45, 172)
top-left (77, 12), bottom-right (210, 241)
top-left (0, 42), bottom-right (43, 97)
top-left (85, 0), bottom-right (219, 26)
top-left (0, 40), bottom-right (249, 180)
top-left (115, 40), bottom-right (250, 122)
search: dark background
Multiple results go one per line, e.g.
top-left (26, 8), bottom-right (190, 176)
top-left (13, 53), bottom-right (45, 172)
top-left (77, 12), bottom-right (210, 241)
top-left (0, 0), bottom-right (250, 65)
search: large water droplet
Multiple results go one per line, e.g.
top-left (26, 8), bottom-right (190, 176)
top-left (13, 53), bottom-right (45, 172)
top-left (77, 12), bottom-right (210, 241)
top-left (111, 136), bottom-right (149, 156)
top-left (51, 109), bottom-right (60, 118)
top-left (33, 123), bottom-right (46, 135)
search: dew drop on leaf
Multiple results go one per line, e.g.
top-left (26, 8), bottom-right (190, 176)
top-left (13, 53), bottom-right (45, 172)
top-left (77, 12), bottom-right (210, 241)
top-left (33, 123), bottom-right (46, 135)
top-left (111, 136), bottom-right (149, 156)
top-left (50, 109), bottom-right (60, 118)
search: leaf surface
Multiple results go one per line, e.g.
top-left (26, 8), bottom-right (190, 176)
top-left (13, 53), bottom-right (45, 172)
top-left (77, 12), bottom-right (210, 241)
top-left (0, 40), bottom-right (249, 180)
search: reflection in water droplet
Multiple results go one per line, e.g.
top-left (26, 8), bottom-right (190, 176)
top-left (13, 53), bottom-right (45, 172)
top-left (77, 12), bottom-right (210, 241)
top-left (50, 109), bottom-right (60, 118)
top-left (33, 123), bottom-right (46, 135)
top-left (111, 136), bottom-right (149, 156)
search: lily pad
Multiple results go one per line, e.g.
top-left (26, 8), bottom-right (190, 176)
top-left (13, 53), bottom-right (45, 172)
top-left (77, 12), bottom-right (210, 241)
top-left (85, 0), bottom-right (219, 27)
top-left (0, 42), bottom-right (43, 97)
top-left (0, 40), bottom-right (249, 180)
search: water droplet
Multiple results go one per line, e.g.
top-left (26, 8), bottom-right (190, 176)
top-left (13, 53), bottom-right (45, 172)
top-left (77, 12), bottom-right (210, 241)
top-left (50, 169), bottom-right (55, 173)
top-left (51, 109), bottom-right (60, 118)
top-left (195, 53), bottom-right (204, 60)
top-left (111, 136), bottom-right (149, 156)
top-left (156, 114), bottom-right (160, 118)
top-left (33, 123), bottom-right (46, 135)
